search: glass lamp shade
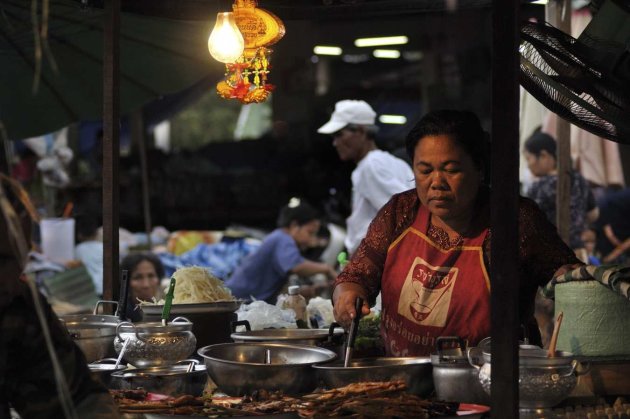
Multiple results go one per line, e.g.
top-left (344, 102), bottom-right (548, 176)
top-left (207, 12), bottom-right (245, 63)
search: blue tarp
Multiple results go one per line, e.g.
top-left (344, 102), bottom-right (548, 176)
top-left (159, 238), bottom-right (260, 280)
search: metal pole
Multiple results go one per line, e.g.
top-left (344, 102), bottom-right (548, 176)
top-left (547, 0), bottom-right (572, 245)
top-left (132, 110), bottom-right (153, 249)
top-left (102, 0), bottom-right (120, 302)
top-left (491, 0), bottom-right (520, 417)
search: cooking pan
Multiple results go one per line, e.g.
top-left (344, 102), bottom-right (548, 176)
top-left (313, 357), bottom-right (434, 396)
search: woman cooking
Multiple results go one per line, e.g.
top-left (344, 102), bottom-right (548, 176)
top-left (333, 110), bottom-right (582, 356)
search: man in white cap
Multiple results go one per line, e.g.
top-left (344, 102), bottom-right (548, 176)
top-left (318, 99), bottom-right (414, 256)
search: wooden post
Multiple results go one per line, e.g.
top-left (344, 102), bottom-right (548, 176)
top-left (547, 0), bottom-right (572, 245)
top-left (102, 0), bottom-right (120, 302)
top-left (491, 0), bottom-right (520, 417)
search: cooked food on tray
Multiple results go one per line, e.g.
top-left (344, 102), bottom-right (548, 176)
top-left (111, 381), bottom-right (460, 417)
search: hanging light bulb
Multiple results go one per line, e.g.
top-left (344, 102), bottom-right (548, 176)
top-left (207, 12), bottom-right (245, 63)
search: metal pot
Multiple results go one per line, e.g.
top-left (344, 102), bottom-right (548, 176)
top-left (88, 358), bottom-right (127, 388)
top-left (313, 357), bottom-right (433, 396)
top-left (198, 342), bottom-right (337, 396)
top-left (114, 317), bottom-right (197, 368)
top-left (110, 359), bottom-right (207, 397)
top-left (430, 336), bottom-right (489, 404)
top-left (230, 320), bottom-right (345, 356)
top-left (141, 302), bottom-right (241, 348)
top-left (59, 300), bottom-right (120, 363)
top-left (468, 343), bottom-right (587, 409)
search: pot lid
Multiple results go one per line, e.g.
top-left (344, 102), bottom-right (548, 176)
top-left (313, 356), bottom-right (431, 370)
top-left (140, 301), bottom-right (243, 315)
top-left (89, 358), bottom-right (127, 371)
top-left (118, 319), bottom-right (193, 333)
top-left (481, 345), bottom-right (575, 367)
top-left (111, 363), bottom-right (206, 378)
top-left (231, 328), bottom-right (343, 341)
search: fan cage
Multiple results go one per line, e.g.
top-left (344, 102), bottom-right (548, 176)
top-left (519, 22), bottom-right (630, 144)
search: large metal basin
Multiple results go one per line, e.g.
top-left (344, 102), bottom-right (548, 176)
top-left (313, 357), bottom-right (434, 396)
top-left (198, 342), bottom-right (336, 396)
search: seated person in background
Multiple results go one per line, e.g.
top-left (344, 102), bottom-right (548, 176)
top-left (74, 214), bottom-right (103, 297)
top-left (523, 131), bottom-right (599, 253)
top-left (120, 252), bottom-right (165, 322)
top-left (595, 188), bottom-right (630, 263)
top-left (225, 198), bottom-right (337, 304)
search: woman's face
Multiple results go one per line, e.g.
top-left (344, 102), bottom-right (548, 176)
top-left (413, 134), bottom-right (482, 224)
top-left (290, 219), bottom-right (321, 249)
top-left (130, 260), bottom-right (160, 301)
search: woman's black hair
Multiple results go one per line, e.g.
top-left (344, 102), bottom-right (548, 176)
top-left (120, 252), bottom-right (165, 279)
top-left (405, 110), bottom-right (490, 177)
top-left (524, 131), bottom-right (557, 160)
top-left (276, 198), bottom-right (320, 228)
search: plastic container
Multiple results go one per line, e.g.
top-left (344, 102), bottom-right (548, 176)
top-left (41, 217), bottom-right (75, 264)
top-left (280, 286), bottom-right (308, 328)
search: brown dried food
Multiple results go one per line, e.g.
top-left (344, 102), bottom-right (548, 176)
top-left (206, 381), bottom-right (458, 418)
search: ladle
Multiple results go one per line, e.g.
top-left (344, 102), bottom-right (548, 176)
top-left (114, 338), bottom-right (130, 369)
top-left (547, 311), bottom-right (563, 358)
top-left (343, 296), bottom-right (364, 368)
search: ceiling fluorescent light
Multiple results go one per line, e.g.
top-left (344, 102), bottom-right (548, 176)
top-left (531, 0), bottom-right (548, 3)
top-left (355, 36), bottom-right (408, 47)
top-left (373, 49), bottom-right (400, 59)
top-left (314, 46), bottom-right (342, 56)
top-left (379, 115), bottom-right (407, 124)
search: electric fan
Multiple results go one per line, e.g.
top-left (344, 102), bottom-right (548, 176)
top-left (519, 0), bottom-right (630, 144)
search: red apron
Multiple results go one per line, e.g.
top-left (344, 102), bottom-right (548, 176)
top-left (380, 205), bottom-right (490, 356)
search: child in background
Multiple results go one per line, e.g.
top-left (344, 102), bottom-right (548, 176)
top-left (581, 228), bottom-right (601, 266)
top-left (225, 198), bottom-right (337, 304)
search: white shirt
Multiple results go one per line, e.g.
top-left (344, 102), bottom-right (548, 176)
top-left (75, 241), bottom-right (103, 295)
top-left (345, 149), bottom-right (414, 254)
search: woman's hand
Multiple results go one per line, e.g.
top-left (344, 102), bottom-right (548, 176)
top-left (332, 282), bottom-right (371, 330)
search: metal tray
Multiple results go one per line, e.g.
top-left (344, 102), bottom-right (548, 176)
top-left (140, 301), bottom-right (243, 315)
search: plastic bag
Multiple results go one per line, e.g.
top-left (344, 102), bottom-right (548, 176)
top-left (236, 300), bottom-right (297, 330)
top-left (306, 297), bottom-right (335, 329)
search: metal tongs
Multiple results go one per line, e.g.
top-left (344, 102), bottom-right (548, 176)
top-left (161, 276), bottom-right (177, 326)
top-left (344, 296), bottom-right (364, 368)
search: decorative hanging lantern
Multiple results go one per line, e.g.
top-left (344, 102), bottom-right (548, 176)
top-left (215, 0), bottom-right (285, 104)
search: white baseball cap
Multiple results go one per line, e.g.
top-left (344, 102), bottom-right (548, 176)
top-left (317, 100), bottom-right (377, 134)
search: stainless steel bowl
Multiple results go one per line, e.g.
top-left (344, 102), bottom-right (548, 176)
top-left (313, 357), bottom-right (433, 396)
top-left (114, 317), bottom-right (197, 367)
top-left (469, 345), bottom-right (584, 409)
top-left (198, 342), bottom-right (337, 396)
top-left (88, 358), bottom-right (127, 388)
top-left (110, 360), bottom-right (207, 397)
